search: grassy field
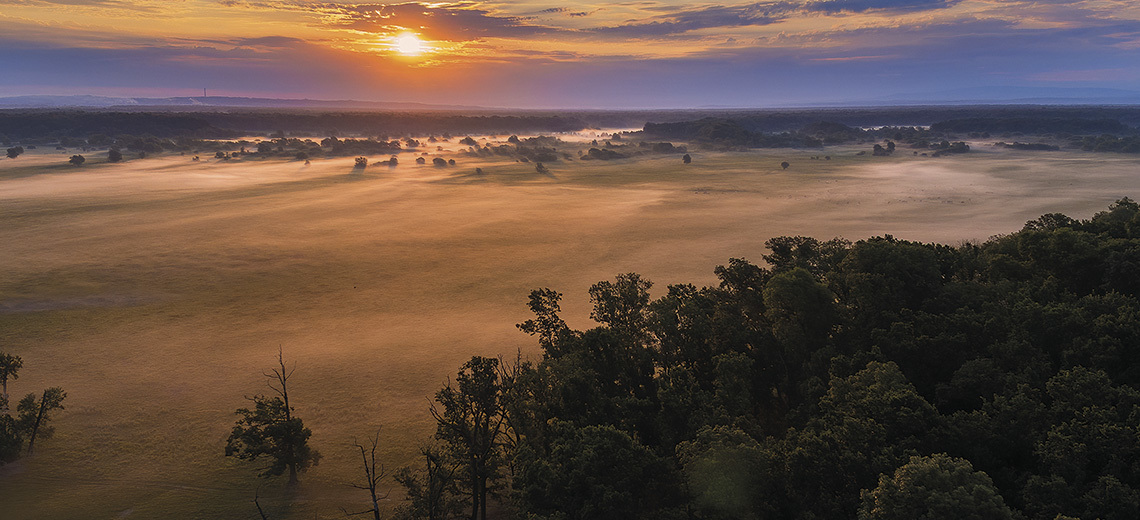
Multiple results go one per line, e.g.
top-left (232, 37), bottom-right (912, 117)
top-left (3, 141), bottom-right (1140, 519)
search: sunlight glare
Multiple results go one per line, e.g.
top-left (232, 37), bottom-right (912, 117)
top-left (394, 33), bottom-right (426, 56)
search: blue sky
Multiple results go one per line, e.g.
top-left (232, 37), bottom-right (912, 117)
top-left (1, 1), bottom-right (1138, 107)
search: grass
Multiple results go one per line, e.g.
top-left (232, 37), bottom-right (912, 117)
top-left (3, 141), bottom-right (1140, 518)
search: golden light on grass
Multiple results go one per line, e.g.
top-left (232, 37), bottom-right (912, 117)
top-left (393, 32), bottom-right (427, 56)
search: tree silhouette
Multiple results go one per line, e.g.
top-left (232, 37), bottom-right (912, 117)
top-left (17, 387), bottom-right (66, 454)
top-left (859, 454), bottom-right (1014, 519)
top-left (0, 353), bottom-right (21, 404)
top-left (347, 430), bottom-right (390, 520)
top-left (225, 350), bottom-right (321, 485)
top-left (431, 356), bottom-right (507, 520)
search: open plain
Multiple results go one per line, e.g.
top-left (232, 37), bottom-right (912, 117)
top-left (3, 142), bottom-right (1140, 518)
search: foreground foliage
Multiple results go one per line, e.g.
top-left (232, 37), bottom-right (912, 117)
top-left (400, 197), bottom-right (1140, 519)
top-left (0, 352), bottom-right (67, 464)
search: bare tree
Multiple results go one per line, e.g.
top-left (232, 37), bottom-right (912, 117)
top-left (344, 430), bottom-right (390, 520)
top-left (254, 486), bottom-right (271, 520)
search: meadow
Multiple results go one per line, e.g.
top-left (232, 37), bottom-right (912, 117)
top-left (3, 139), bottom-right (1140, 519)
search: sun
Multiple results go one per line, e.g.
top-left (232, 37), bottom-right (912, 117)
top-left (394, 33), bottom-right (427, 56)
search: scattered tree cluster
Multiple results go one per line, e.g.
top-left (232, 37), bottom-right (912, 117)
top-left (930, 140), bottom-right (970, 156)
top-left (994, 142), bottom-right (1061, 151)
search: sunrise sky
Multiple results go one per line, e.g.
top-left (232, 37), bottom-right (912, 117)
top-left (2, 0), bottom-right (1139, 107)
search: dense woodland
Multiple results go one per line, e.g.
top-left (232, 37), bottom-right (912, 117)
top-left (377, 198), bottom-right (1140, 520)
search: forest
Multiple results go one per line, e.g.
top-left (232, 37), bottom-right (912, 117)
top-left (371, 197), bottom-right (1140, 520)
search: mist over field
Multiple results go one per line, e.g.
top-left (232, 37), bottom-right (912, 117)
top-left (4, 141), bottom-right (1140, 518)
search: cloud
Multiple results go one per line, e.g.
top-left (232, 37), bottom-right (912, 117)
top-left (316, 2), bottom-right (561, 40)
top-left (588, 2), bottom-right (795, 38)
top-left (803, 0), bottom-right (959, 13)
top-left (535, 6), bottom-right (596, 17)
top-left (0, 0), bottom-right (165, 13)
top-left (580, 0), bottom-right (960, 39)
top-left (230, 36), bottom-right (311, 48)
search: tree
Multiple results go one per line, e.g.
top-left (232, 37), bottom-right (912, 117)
top-left (588, 273), bottom-right (653, 339)
top-left (0, 352), bottom-right (22, 403)
top-left (389, 156), bottom-right (399, 167)
top-left (225, 350), bottom-right (321, 485)
top-left (16, 387), bottom-right (66, 454)
top-left (0, 414), bottom-right (21, 464)
top-left (780, 161), bottom-right (790, 170)
top-left (516, 288), bottom-right (572, 356)
top-left (515, 421), bottom-right (679, 520)
top-left (676, 426), bottom-right (774, 520)
top-left (431, 356), bottom-right (507, 520)
top-left (859, 454), bottom-right (1014, 520)
top-left (535, 162), bottom-right (550, 175)
top-left (395, 444), bottom-right (462, 520)
top-left (683, 153), bottom-right (692, 164)
top-left (355, 157), bottom-right (368, 169)
top-left (69, 154), bottom-right (85, 166)
top-left (107, 148), bottom-right (123, 163)
top-left (763, 267), bottom-right (837, 353)
top-left (348, 430), bottom-right (390, 520)
top-left (433, 157), bottom-right (447, 167)
top-left (6, 146), bottom-right (24, 159)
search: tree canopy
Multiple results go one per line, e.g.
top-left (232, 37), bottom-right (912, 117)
top-left (397, 198), bottom-right (1140, 519)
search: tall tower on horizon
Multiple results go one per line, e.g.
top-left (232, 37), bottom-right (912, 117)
top-left (203, 88), bottom-right (207, 98)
